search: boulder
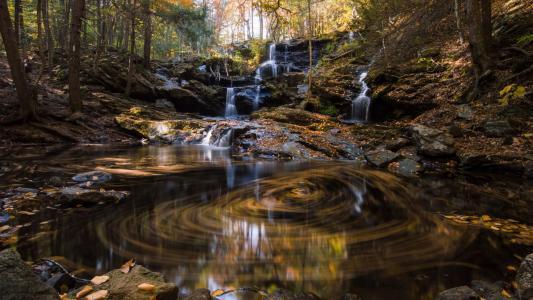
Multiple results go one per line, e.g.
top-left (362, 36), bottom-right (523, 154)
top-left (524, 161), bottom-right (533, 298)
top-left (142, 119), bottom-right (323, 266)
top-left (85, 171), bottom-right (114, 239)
top-left (365, 149), bottom-right (399, 168)
top-left (436, 286), bottom-right (480, 300)
top-left (0, 249), bottom-right (59, 300)
top-left (410, 124), bottom-right (456, 157)
top-left (517, 253), bottom-right (533, 299)
top-left (71, 265), bottom-right (178, 300)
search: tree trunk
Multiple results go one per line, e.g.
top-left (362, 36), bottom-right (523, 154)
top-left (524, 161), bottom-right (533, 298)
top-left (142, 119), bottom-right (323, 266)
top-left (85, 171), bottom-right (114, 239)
top-left (465, 0), bottom-right (493, 76)
top-left (259, 5), bottom-right (263, 40)
top-left (37, 0), bottom-right (46, 67)
top-left (43, 0), bottom-right (54, 67)
top-left (93, 0), bottom-right (102, 72)
top-left (0, 0), bottom-right (37, 120)
top-left (454, 0), bottom-right (464, 43)
top-left (63, 0), bottom-right (72, 51)
top-left (125, 0), bottom-right (136, 97)
top-left (307, 0), bottom-right (312, 97)
top-left (14, 0), bottom-right (21, 49)
top-left (68, 0), bottom-right (85, 113)
top-left (142, 0), bottom-right (151, 68)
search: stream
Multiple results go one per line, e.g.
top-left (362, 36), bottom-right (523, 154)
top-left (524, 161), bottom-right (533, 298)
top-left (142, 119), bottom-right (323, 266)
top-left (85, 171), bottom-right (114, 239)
top-left (1, 145), bottom-right (531, 299)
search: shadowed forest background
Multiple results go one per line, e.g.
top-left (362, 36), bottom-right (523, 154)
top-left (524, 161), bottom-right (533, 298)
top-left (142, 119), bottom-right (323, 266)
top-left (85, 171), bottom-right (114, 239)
top-left (0, 0), bottom-right (532, 299)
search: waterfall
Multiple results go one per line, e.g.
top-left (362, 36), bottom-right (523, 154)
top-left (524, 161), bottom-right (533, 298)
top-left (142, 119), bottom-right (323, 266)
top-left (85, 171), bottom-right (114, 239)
top-left (225, 88), bottom-right (237, 118)
top-left (351, 70), bottom-right (371, 122)
top-left (155, 69), bottom-right (180, 90)
top-left (201, 125), bottom-right (216, 145)
top-left (201, 125), bottom-right (233, 148)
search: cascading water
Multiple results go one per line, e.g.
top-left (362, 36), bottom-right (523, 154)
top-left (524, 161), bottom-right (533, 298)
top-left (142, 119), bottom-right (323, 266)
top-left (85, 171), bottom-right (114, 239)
top-left (201, 125), bottom-right (216, 145)
top-left (155, 69), bottom-right (180, 90)
top-left (225, 88), bottom-right (237, 118)
top-left (351, 70), bottom-right (371, 122)
top-left (200, 124), bottom-right (233, 148)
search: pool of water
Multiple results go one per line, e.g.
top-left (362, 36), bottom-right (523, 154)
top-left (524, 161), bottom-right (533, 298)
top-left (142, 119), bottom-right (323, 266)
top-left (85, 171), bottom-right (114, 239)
top-left (1, 145), bottom-right (531, 299)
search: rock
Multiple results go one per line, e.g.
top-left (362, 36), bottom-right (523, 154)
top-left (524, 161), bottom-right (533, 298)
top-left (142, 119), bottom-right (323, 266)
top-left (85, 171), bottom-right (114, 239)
top-left (72, 171), bottom-right (112, 183)
top-left (71, 265), bottom-right (178, 300)
top-left (46, 273), bottom-right (77, 293)
top-left (448, 125), bottom-right (463, 138)
top-left (184, 289), bottom-right (212, 300)
top-left (517, 253), bottom-right (533, 299)
top-left (47, 176), bottom-right (63, 186)
top-left (391, 158), bottom-right (421, 176)
top-left (155, 99), bottom-right (176, 110)
top-left (470, 280), bottom-right (505, 300)
top-left (365, 149), bottom-right (399, 168)
top-left (436, 286), bottom-right (480, 300)
top-left (385, 137), bottom-right (411, 151)
top-left (54, 186), bottom-right (129, 206)
top-left (456, 105), bottom-right (473, 120)
top-left (483, 120), bottom-right (516, 137)
top-left (410, 124), bottom-right (456, 157)
top-left (0, 249), bottom-right (59, 300)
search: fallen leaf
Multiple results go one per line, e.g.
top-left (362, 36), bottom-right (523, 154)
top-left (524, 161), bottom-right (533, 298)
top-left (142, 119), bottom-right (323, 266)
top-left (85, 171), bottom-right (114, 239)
top-left (501, 289), bottom-right (512, 298)
top-left (120, 259), bottom-right (135, 274)
top-left (137, 283), bottom-right (156, 292)
top-left (90, 275), bottom-right (109, 285)
top-left (211, 289), bottom-right (225, 297)
top-left (59, 293), bottom-right (69, 300)
top-left (85, 290), bottom-right (109, 300)
top-left (76, 285), bottom-right (93, 299)
top-left (481, 215), bottom-right (492, 222)
top-left (0, 225), bottom-right (10, 233)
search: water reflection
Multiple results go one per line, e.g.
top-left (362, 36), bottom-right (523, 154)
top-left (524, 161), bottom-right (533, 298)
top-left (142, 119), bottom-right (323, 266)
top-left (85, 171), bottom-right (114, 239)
top-left (3, 145), bottom-right (530, 299)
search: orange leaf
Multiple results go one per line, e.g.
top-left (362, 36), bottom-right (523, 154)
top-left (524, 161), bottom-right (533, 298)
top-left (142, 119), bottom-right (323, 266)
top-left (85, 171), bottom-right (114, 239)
top-left (120, 259), bottom-right (136, 274)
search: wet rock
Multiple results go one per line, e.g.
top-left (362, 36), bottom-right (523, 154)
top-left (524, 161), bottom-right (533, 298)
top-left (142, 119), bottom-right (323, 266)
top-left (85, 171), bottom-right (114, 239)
top-left (365, 149), bottom-right (399, 168)
top-left (410, 124), bottom-right (456, 157)
top-left (483, 120), bottom-right (516, 137)
top-left (470, 280), bottom-right (505, 300)
top-left (517, 253), bottom-right (533, 299)
top-left (184, 289), bottom-right (212, 300)
top-left (266, 289), bottom-right (320, 300)
top-left (54, 186), bottom-right (129, 206)
top-left (71, 265), bottom-right (178, 300)
top-left (14, 187), bottom-right (39, 193)
top-left (448, 125), bottom-right (463, 138)
top-left (46, 273), bottom-right (78, 294)
top-left (0, 249), bottom-right (59, 300)
top-left (282, 142), bottom-right (303, 157)
top-left (72, 171), bottom-right (112, 184)
top-left (436, 286), bottom-right (480, 300)
top-left (390, 158), bottom-right (421, 176)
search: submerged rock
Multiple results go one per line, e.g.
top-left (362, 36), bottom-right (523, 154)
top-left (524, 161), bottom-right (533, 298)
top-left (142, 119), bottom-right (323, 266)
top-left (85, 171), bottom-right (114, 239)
top-left (184, 289), bottom-right (212, 300)
top-left (410, 124), bottom-right (456, 157)
top-left (266, 289), bottom-right (320, 300)
top-left (0, 249), bottom-right (59, 300)
top-left (517, 253), bottom-right (533, 299)
top-left (71, 265), bottom-right (178, 300)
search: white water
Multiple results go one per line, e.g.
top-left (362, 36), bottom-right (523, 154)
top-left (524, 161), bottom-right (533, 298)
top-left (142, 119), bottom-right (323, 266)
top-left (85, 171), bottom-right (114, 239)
top-left (201, 125), bottom-right (216, 145)
top-left (224, 88), bottom-right (237, 118)
top-left (155, 70), bottom-right (180, 90)
top-left (351, 71), bottom-right (371, 122)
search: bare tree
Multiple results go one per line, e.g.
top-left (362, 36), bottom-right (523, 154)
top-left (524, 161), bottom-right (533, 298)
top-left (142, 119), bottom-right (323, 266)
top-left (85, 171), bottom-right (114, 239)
top-left (125, 0), bottom-right (137, 97)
